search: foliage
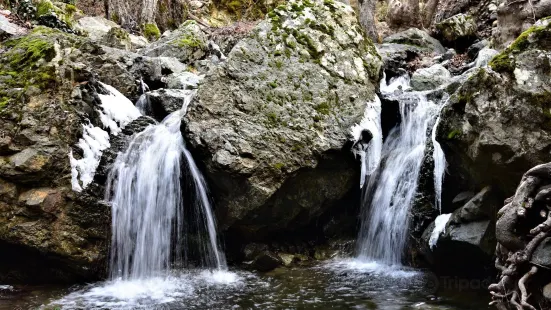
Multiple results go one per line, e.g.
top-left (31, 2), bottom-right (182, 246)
top-left (143, 23), bottom-right (161, 41)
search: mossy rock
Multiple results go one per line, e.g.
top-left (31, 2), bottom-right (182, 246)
top-left (142, 23), bottom-right (161, 41)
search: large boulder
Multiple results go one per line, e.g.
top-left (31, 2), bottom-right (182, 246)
top-left (435, 13), bottom-right (478, 46)
top-left (411, 64), bottom-right (451, 91)
top-left (377, 28), bottom-right (445, 77)
top-left (184, 0), bottom-right (381, 240)
top-left (437, 20), bottom-right (551, 194)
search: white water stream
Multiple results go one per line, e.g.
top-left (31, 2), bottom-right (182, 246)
top-left (356, 75), bottom-right (447, 265)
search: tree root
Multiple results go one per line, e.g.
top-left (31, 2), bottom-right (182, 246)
top-left (489, 163), bottom-right (551, 309)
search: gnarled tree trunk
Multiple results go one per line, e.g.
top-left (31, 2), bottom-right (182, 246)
top-left (358, 0), bottom-right (378, 40)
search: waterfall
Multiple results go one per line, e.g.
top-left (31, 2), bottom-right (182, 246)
top-left (106, 85), bottom-right (226, 280)
top-left (356, 75), bottom-right (445, 265)
top-left (431, 96), bottom-right (450, 213)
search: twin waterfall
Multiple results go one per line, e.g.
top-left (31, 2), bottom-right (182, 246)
top-left (356, 75), bottom-right (447, 265)
top-left (106, 86), bottom-right (226, 280)
top-left (104, 73), bottom-right (444, 278)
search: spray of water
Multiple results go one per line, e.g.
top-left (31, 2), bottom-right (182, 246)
top-left (106, 86), bottom-right (226, 280)
top-left (356, 75), bottom-right (445, 265)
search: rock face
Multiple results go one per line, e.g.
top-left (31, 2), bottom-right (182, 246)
top-left (0, 26), bottom-right (187, 283)
top-left (184, 0), bottom-right (381, 240)
top-left (421, 187), bottom-right (498, 276)
top-left (437, 19), bottom-right (551, 194)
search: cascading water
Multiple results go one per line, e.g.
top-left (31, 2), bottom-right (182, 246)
top-left (356, 75), bottom-right (446, 265)
top-left (106, 83), bottom-right (226, 280)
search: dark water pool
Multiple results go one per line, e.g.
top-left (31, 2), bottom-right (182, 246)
top-left (0, 259), bottom-right (490, 310)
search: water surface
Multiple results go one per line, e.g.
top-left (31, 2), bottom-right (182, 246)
top-left (1, 260), bottom-right (490, 310)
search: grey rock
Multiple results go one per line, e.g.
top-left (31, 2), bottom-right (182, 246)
top-left (184, 0), bottom-right (380, 239)
top-left (0, 14), bottom-right (27, 40)
top-left (383, 28), bottom-right (446, 54)
top-left (437, 21), bottom-right (551, 193)
top-left (474, 47), bottom-right (498, 67)
top-left (165, 71), bottom-right (203, 89)
top-left (532, 237), bottom-right (551, 268)
top-left (452, 191), bottom-right (475, 209)
top-left (250, 251), bottom-right (283, 272)
top-left (76, 16), bottom-right (119, 41)
top-left (146, 89), bottom-right (192, 120)
top-left (436, 13), bottom-right (478, 43)
top-left (140, 21), bottom-right (208, 64)
top-left (493, 3), bottom-right (551, 48)
top-left (467, 39), bottom-right (489, 59)
top-left (411, 64), bottom-right (451, 91)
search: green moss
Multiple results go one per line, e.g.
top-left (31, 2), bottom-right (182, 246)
top-left (273, 162), bottom-right (285, 170)
top-left (490, 21), bottom-right (551, 73)
top-left (4, 37), bottom-right (56, 71)
top-left (315, 102), bottom-right (330, 115)
top-left (266, 112), bottom-right (279, 125)
top-left (447, 129), bottom-right (461, 140)
top-left (174, 33), bottom-right (204, 48)
top-left (143, 23), bottom-right (161, 41)
top-left (268, 80), bottom-right (278, 88)
top-left (65, 4), bottom-right (77, 15)
top-left (36, 0), bottom-right (54, 16)
top-left (0, 97), bottom-right (9, 110)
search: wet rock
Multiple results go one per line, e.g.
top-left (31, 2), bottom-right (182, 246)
top-left (451, 191), bottom-right (474, 210)
top-left (277, 253), bottom-right (295, 266)
top-left (437, 20), bottom-right (551, 193)
top-left (251, 251), bottom-right (283, 272)
top-left (184, 0), bottom-right (380, 240)
top-left (383, 28), bottom-right (446, 55)
top-left (420, 187), bottom-right (498, 276)
top-left (532, 237), bottom-right (551, 268)
top-left (544, 282), bottom-right (551, 300)
top-left (243, 243), bottom-right (269, 260)
top-left (411, 64), bottom-right (451, 91)
top-left (436, 13), bottom-right (478, 46)
top-left (467, 39), bottom-right (489, 60)
top-left (146, 89), bottom-right (191, 120)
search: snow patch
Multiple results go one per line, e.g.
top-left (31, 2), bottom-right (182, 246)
top-left (97, 82), bottom-right (141, 135)
top-left (69, 83), bottom-right (141, 192)
top-left (429, 213), bottom-right (452, 250)
top-left (69, 124), bottom-right (110, 192)
top-left (350, 95), bottom-right (383, 188)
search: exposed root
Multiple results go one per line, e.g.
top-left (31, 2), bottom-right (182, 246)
top-left (519, 266), bottom-right (538, 310)
top-left (489, 163), bottom-right (551, 309)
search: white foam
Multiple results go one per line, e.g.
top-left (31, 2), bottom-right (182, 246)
top-left (69, 123), bottom-right (110, 192)
top-left (380, 74), bottom-right (411, 95)
top-left (350, 95), bottom-right (383, 188)
top-left (49, 270), bottom-right (241, 309)
top-left (0, 285), bottom-right (13, 291)
top-left (429, 213), bottom-right (452, 250)
top-left (326, 258), bottom-right (419, 279)
top-left (97, 82), bottom-right (141, 136)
